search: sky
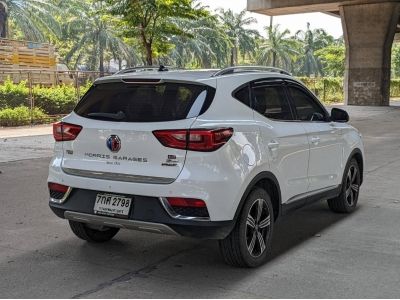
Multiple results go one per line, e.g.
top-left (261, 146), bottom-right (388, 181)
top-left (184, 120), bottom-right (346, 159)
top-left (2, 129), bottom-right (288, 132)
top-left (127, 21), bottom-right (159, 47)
top-left (200, 0), bottom-right (343, 38)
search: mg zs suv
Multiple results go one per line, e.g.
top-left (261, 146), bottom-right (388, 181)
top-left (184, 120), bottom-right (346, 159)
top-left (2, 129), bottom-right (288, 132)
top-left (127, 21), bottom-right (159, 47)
top-left (48, 66), bottom-right (364, 267)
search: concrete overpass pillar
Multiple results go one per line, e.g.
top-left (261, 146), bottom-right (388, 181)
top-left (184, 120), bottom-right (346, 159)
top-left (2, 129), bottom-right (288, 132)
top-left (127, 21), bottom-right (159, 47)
top-left (341, 2), bottom-right (400, 106)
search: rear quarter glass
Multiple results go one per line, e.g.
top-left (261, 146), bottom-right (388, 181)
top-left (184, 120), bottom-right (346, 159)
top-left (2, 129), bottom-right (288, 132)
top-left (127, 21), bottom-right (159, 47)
top-left (74, 82), bottom-right (216, 122)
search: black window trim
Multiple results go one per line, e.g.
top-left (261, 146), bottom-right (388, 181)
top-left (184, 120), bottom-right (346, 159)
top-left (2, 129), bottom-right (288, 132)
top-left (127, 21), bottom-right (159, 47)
top-left (284, 80), bottom-right (331, 123)
top-left (250, 79), bottom-right (296, 122)
top-left (232, 82), bottom-right (252, 109)
top-left (231, 78), bottom-right (287, 110)
top-left (231, 77), bottom-right (331, 123)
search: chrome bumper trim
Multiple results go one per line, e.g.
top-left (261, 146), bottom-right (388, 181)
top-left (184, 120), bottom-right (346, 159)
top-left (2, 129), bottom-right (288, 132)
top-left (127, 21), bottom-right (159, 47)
top-left (64, 211), bottom-right (179, 236)
top-left (159, 197), bottom-right (210, 221)
top-left (62, 167), bottom-right (175, 184)
top-left (50, 187), bottom-right (73, 204)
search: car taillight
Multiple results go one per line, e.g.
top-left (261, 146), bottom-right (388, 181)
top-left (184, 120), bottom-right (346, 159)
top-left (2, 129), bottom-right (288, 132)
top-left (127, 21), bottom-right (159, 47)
top-left (166, 197), bottom-right (207, 208)
top-left (165, 197), bottom-right (209, 218)
top-left (153, 128), bottom-right (233, 152)
top-left (48, 182), bottom-right (69, 193)
top-left (53, 122), bottom-right (82, 141)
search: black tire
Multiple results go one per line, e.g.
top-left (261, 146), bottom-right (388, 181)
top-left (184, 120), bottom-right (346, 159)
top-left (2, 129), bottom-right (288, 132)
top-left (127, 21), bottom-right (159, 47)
top-left (219, 188), bottom-right (274, 268)
top-left (69, 220), bottom-right (120, 243)
top-left (328, 158), bottom-right (361, 213)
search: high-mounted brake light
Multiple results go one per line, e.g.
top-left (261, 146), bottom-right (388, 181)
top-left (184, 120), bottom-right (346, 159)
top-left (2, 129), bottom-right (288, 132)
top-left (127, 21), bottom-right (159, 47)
top-left (153, 128), bottom-right (233, 152)
top-left (53, 122), bottom-right (82, 142)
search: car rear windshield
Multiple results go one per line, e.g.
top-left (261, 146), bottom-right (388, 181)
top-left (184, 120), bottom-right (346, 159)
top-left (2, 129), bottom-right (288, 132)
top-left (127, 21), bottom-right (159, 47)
top-left (74, 81), bottom-right (215, 122)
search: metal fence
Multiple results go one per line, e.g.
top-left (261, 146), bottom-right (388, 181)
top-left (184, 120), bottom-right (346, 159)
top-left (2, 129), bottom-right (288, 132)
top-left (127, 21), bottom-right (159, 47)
top-left (298, 77), bottom-right (345, 103)
top-left (299, 77), bottom-right (400, 102)
top-left (0, 69), bottom-right (112, 98)
top-left (0, 70), bottom-right (112, 126)
top-left (1, 71), bottom-right (400, 127)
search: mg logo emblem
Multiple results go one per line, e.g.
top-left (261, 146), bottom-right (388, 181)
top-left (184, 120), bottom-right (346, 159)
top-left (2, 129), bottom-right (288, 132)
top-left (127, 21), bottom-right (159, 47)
top-left (106, 135), bottom-right (121, 153)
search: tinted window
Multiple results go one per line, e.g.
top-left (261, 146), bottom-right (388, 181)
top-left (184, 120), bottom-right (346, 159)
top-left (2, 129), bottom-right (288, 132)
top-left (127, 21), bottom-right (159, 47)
top-left (75, 82), bottom-right (214, 122)
top-left (252, 85), bottom-right (293, 121)
top-left (234, 86), bottom-right (251, 108)
top-left (288, 86), bottom-right (326, 121)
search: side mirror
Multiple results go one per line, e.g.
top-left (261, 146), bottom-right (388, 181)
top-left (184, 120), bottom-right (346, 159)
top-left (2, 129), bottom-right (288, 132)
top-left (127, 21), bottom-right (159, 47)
top-left (331, 108), bottom-right (349, 123)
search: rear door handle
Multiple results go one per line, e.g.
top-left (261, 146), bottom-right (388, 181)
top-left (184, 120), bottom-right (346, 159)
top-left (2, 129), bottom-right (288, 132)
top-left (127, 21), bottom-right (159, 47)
top-left (310, 136), bottom-right (320, 145)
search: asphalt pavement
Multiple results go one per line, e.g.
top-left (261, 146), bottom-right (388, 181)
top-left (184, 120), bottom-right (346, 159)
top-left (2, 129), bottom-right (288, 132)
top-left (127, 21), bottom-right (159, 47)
top-left (1, 105), bottom-right (400, 298)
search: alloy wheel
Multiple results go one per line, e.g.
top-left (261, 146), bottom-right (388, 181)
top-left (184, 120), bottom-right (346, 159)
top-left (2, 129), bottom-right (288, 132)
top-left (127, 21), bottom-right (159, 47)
top-left (245, 198), bottom-right (271, 258)
top-left (345, 165), bottom-right (359, 206)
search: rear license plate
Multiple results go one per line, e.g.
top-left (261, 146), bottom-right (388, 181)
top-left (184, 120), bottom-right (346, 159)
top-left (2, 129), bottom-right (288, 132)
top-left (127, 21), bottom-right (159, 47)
top-left (94, 193), bottom-right (132, 218)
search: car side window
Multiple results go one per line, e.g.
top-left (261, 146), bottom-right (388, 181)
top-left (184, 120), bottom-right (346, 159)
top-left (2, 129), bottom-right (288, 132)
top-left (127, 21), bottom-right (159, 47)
top-left (288, 86), bottom-right (327, 121)
top-left (233, 85), bottom-right (251, 108)
top-left (251, 85), bottom-right (294, 121)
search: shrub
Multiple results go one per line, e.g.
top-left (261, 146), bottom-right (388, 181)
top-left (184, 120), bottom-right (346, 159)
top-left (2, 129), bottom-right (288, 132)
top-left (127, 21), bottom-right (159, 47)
top-left (78, 80), bottom-right (92, 96)
top-left (297, 77), bottom-right (344, 103)
top-left (0, 78), bottom-right (29, 109)
top-left (0, 79), bottom-right (94, 115)
top-left (0, 106), bottom-right (49, 127)
top-left (298, 77), bottom-right (400, 102)
top-left (391, 78), bottom-right (400, 98)
top-left (33, 84), bottom-right (77, 115)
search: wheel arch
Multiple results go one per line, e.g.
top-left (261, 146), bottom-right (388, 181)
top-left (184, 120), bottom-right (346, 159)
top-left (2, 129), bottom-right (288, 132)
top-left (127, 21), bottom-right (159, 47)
top-left (234, 171), bottom-right (282, 222)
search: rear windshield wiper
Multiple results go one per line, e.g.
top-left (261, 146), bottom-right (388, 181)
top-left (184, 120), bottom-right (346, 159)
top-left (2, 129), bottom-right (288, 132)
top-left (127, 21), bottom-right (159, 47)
top-left (87, 111), bottom-right (126, 121)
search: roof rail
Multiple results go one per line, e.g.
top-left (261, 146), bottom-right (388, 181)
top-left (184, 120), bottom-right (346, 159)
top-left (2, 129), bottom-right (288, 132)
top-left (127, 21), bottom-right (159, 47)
top-left (212, 66), bottom-right (292, 77)
top-left (115, 65), bottom-right (177, 75)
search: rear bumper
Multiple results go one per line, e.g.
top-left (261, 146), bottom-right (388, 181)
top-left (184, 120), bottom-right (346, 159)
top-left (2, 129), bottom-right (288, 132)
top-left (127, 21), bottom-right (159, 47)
top-left (49, 188), bottom-right (234, 239)
top-left (64, 211), bottom-right (179, 236)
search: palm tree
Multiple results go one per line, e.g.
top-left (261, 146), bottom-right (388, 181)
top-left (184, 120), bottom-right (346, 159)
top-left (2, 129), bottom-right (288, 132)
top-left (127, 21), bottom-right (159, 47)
top-left (0, 0), bottom-right (60, 41)
top-left (295, 22), bottom-right (334, 77)
top-left (256, 25), bottom-right (299, 70)
top-left (167, 14), bottom-right (231, 68)
top-left (62, 1), bottom-right (138, 73)
top-left (217, 9), bottom-right (258, 66)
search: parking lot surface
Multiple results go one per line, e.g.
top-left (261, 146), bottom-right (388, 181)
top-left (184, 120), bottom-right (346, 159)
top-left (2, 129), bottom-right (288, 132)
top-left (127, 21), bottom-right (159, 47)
top-left (1, 105), bottom-right (400, 298)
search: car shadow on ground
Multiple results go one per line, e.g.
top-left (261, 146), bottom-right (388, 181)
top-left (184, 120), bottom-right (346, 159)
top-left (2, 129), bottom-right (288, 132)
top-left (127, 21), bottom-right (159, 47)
top-left (1, 201), bottom-right (359, 298)
top-left (269, 201), bottom-right (351, 259)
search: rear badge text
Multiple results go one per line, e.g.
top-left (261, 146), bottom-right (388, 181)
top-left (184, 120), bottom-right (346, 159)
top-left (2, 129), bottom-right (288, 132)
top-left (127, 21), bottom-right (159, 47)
top-left (84, 152), bottom-right (148, 163)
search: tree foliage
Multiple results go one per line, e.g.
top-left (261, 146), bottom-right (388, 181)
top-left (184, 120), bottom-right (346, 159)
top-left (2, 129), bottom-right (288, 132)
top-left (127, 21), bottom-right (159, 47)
top-left (256, 25), bottom-right (299, 70)
top-left (107, 0), bottom-right (207, 65)
top-left (315, 43), bottom-right (345, 77)
top-left (294, 23), bottom-right (334, 76)
top-left (60, 0), bottom-right (138, 73)
top-left (0, 0), bottom-right (61, 41)
top-left (0, 0), bottom-right (357, 78)
top-left (216, 9), bottom-right (258, 66)
top-left (392, 43), bottom-right (400, 78)
top-left (167, 14), bottom-right (231, 68)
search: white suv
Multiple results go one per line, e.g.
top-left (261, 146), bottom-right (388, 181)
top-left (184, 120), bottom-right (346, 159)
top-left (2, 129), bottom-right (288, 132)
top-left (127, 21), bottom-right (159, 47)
top-left (48, 66), bottom-right (364, 267)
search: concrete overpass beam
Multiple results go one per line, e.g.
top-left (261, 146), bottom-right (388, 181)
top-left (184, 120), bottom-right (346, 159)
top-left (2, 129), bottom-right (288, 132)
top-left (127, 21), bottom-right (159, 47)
top-left (341, 2), bottom-right (400, 106)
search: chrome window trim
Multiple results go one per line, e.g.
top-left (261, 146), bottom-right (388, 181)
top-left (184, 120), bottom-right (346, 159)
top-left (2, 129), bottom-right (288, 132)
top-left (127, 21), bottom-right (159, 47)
top-left (159, 197), bottom-right (211, 222)
top-left (62, 167), bottom-right (175, 185)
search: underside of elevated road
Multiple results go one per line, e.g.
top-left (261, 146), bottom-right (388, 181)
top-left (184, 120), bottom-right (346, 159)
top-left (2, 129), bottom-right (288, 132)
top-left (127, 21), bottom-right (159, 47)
top-left (248, 0), bottom-right (400, 106)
